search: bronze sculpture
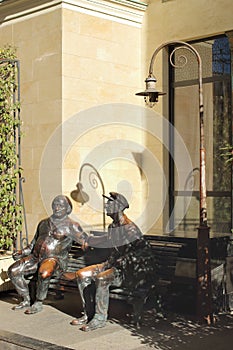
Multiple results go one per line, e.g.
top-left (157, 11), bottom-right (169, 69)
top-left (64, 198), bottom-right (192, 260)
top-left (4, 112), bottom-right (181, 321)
top-left (69, 192), bottom-right (154, 331)
top-left (8, 195), bottom-right (87, 314)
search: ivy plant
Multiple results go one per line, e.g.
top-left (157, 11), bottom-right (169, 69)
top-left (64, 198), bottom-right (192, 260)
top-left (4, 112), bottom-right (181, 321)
top-left (220, 143), bottom-right (233, 164)
top-left (0, 46), bottom-right (23, 250)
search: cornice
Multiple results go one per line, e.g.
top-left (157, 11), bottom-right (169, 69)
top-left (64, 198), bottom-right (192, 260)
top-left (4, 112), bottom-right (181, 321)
top-left (0, 0), bottom-right (147, 27)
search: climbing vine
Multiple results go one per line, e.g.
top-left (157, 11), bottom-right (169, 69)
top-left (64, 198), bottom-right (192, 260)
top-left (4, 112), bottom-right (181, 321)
top-left (220, 143), bottom-right (233, 164)
top-left (0, 46), bottom-right (22, 250)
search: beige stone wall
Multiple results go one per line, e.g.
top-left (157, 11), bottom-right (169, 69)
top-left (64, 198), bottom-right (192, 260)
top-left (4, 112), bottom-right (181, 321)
top-left (60, 7), bottom-right (146, 231)
top-left (0, 1), bottom-right (147, 241)
top-left (143, 0), bottom-right (233, 72)
top-left (62, 8), bottom-right (142, 115)
top-left (0, 7), bottom-right (63, 239)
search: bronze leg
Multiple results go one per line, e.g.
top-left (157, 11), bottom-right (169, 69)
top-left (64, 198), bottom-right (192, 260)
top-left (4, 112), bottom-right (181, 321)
top-left (25, 258), bottom-right (59, 315)
top-left (71, 264), bottom-right (105, 326)
top-left (81, 267), bottom-right (121, 331)
top-left (8, 256), bottom-right (38, 310)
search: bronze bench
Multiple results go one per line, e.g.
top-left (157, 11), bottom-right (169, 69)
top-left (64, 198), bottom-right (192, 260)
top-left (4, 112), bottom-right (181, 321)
top-left (47, 235), bottom-right (183, 326)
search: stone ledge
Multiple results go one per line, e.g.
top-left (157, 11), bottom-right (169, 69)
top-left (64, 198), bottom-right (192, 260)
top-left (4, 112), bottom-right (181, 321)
top-left (0, 255), bottom-right (14, 292)
top-left (0, 329), bottom-right (74, 350)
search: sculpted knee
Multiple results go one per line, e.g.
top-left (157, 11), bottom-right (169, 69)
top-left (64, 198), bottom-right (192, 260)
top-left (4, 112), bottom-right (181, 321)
top-left (7, 266), bottom-right (13, 279)
top-left (76, 270), bottom-right (83, 280)
top-left (39, 270), bottom-right (52, 280)
top-left (76, 268), bottom-right (93, 281)
top-left (96, 275), bottom-right (112, 287)
top-left (76, 270), bottom-right (93, 291)
top-left (8, 264), bottom-right (19, 280)
top-left (96, 268), bottom-right (115, 286)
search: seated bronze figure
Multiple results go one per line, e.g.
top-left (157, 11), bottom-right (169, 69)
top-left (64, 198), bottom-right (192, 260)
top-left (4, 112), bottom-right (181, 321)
top-left (8, 194), bottom-right (87, 314)
top-left (69, 192), bottom-right (154, 331)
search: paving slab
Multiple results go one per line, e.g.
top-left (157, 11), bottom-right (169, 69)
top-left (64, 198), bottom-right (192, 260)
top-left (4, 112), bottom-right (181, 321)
top-left (0, 290), bottom-right (233, 350)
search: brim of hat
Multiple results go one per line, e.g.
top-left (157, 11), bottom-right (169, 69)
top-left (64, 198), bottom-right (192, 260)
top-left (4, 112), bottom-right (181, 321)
top-left (102, 194), bottom-right (113, 201)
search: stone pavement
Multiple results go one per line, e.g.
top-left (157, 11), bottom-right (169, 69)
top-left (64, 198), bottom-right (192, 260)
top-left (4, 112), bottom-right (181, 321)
top-left (0, 290), bottom-right (233, 350)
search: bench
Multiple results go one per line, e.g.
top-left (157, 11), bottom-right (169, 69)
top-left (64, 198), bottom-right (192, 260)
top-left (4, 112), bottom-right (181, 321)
top-left (47, 235), bottom-right (183, 326)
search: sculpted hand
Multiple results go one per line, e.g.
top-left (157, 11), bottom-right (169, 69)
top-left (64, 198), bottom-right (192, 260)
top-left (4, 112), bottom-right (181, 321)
top-left (12, 250), bottom-right (24, 261)
top-left (82, 240), bottom-right (89, 251)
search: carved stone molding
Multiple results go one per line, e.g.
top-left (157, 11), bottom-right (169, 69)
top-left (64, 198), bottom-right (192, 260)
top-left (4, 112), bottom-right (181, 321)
top-left (0, 0), bottom-right (147, 27)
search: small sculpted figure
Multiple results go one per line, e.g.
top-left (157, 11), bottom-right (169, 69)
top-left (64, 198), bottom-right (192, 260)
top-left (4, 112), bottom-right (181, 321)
top-left (69, 192), bottom-right (154, 331)
top-left (8, 195), bottom-right (87, 314)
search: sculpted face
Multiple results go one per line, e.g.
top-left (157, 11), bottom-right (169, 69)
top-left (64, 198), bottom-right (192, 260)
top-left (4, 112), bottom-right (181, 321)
top-left (52, 197), bottom-right (68, 219)
top-left (105, 199), bottom-right (119, 216)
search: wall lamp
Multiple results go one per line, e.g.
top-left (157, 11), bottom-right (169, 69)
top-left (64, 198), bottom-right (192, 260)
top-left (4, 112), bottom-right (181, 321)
top-left (136, 75), bottom-right (166, 107)
top-left (136, 40), bottom-right (214, 324)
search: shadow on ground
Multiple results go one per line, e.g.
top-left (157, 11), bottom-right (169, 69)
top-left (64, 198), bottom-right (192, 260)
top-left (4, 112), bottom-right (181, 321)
top-left (2, 290), bottom-right (233, 350)
top-left (50, 289), bottom-right (233, 350)
top-left (109, 305), bottom-right (233, 350)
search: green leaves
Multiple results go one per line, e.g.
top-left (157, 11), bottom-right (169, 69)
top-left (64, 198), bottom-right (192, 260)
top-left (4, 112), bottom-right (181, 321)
top-left (0, 45), bottom-right (22, 250)
top-left (220, 143), bottom-right (233, 164)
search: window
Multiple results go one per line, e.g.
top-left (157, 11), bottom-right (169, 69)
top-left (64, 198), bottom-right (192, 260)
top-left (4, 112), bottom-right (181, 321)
top-left (169, 36), bottom-right (232, 234)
